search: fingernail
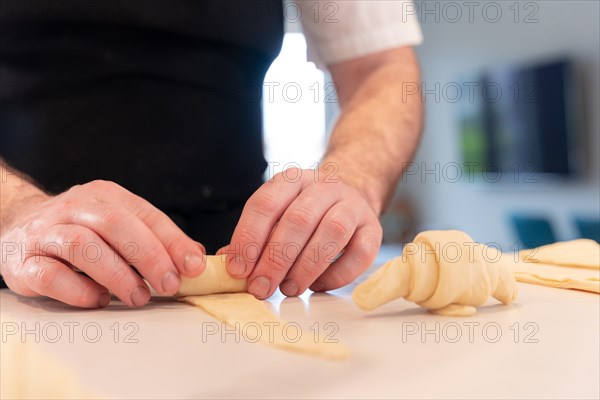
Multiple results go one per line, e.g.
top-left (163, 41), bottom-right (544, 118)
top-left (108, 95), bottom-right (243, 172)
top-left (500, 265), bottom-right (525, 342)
top-left (184, 254), bottom-right (203, 273)
top-left (131, 285), bottom-right (150, 306)
top-left (311, 281), bottom-right (325, 292)
top-left (98, 292), bottom-right (111, 308)
top-left (280, 280), bottom-right (299, 297)
top-left (228, 257), bottom-right (247, 276)
top-left (248, 276), bottom-right (271, 299)
top-left (162, 271), bottom-right (181, 293)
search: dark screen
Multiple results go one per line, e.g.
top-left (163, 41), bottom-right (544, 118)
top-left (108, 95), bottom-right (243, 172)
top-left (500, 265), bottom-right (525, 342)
top-left (462, 59), bottom-right (579, 177)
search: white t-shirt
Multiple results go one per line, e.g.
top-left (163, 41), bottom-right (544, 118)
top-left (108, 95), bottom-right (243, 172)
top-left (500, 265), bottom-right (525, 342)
top-left (291, 0), bottom-right (423, 69)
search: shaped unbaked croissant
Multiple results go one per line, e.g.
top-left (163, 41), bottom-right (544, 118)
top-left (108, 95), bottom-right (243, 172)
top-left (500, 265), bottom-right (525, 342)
top-left (353, 230), bottom-right (518, 316)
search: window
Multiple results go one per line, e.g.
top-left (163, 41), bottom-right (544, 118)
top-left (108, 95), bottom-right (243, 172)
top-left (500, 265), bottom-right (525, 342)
top-left (262, 33), bottom-right (327, 179)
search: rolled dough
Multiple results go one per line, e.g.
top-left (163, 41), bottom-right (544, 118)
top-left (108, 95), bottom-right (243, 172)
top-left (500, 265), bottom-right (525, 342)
top-left (353, 230), bottom-right (518, 316)
top-left (176, 255), bottom-right (247, 296)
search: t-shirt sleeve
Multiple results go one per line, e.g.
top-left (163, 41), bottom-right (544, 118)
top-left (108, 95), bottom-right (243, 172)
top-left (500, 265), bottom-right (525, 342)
top-left (293, 0), bottom-right (423, 70)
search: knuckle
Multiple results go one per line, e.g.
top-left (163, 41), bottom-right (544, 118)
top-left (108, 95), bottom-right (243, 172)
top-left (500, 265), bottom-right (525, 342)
top-left (61, 229), bottom-right (90, 248)
top-left (281, 168), bottom-right (302, 180)
top-left (101, 207), bottom-right (127, 227)
top-left (61, 197), bottom-right (79, 210)
top-left (107, 266), bottom-right (130, 287)
top-left (53, 196), bottom-right (80, 215)
top-left (235, 229), bottom-right (261, 248)
top-left (64, 184), bottom-right (83, 196)
top-left (136, 207), bottom-right (160, 227)
top-left (265, 252), bottom-right (290, 274)
top-left (283, 207), bottom-right (313, 230)
top-left (323, 216), bottom-right (351, 240)
top-left (163, 238), bottom-right (180, 258)
top-left (248, 191), bottom-right (277, 218)
top-left (34, 264), bottom-right (59, 290)
top-left (295, 258), bottom-right (321, 277)
top-left (141, 244), bottom-right (166, 266)
top-left (274, 170), bottom-right (296, 183)
top-left (88, 179), bottom-right (120, 191)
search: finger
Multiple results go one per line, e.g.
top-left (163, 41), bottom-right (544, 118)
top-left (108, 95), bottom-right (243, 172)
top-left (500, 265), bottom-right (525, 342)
top-left (279, 203), bottom-right (357, 297)
top-left (21, 256), bottom-right (110, 308)
top-left (309, 224), bottom-right (382, 292)
top-left (69, 203), bottom-right (180, 295)
top-left (129, 200), bottom-right (206, 277)
top-left (44, 225), bottom-right (151, 307)
top-left (226, 169), bottom-right (304, 278)
top-left (82, 181), bottom-right (206, 277)
top-left (246, 186), bottom-right (341, 299)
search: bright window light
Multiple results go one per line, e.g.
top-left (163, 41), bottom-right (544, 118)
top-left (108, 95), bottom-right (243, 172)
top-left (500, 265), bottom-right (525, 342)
top-left (262, 32), bottom-right (327, 179)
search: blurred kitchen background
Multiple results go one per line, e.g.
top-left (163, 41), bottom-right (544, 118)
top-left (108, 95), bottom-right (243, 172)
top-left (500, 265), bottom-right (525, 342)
top-left (263, 0), bottom-right (600, 250)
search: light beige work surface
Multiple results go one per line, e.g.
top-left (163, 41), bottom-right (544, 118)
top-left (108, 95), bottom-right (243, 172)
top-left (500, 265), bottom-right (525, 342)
top-left (1, 246), bottom-right (599, 399)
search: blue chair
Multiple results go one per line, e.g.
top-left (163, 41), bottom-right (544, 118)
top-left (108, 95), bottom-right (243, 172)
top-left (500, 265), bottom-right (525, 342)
top-left (574, 217), bottom-right (600, 243)
top-left (510, 215), bottom-right (556, 249)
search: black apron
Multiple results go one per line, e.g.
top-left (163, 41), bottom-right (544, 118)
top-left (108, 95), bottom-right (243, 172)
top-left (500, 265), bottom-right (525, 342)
top-left (0, 0), bottom-right (284, 254)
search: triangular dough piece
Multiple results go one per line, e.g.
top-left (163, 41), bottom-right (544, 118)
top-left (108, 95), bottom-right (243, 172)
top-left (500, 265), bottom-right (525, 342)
top-left (179, 294), bottom-right (349, 360)
top-left (520, 239), bottom-right (600, 269)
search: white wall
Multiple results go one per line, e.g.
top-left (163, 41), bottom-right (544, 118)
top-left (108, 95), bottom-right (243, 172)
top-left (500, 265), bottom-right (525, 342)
top-left (401, 0), bottom-right (600, 248)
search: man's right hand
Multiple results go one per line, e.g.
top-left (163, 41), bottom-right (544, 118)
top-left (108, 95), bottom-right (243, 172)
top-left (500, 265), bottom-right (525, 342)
top-left (0, 179), bottom-right (206, 308)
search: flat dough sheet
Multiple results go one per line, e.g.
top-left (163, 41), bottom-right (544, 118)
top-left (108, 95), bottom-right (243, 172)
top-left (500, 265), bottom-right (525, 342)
top-left (519, 239), bottom-right (600, 270)
top-left (176, 256), bottom-right (349, 359)
top-left (179, 293), bottom-right (349, 360)
top-left (505, 253), bottom-right (600, 293)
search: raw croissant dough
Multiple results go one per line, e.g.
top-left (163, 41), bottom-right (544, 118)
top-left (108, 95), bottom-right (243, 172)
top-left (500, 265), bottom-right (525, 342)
top-left (511, 267), bottom-right (599, 293)
top-left (179, 294), bottom-right (349, 359)
top-left (353, 230), bottom-right (518, 316)
top-left (177, 256), bottom-right (349, 359)
top-left (176, 255), bottom-right (247, 296)
top-left (519, 239), bottom-right (600, 270)
top-left (508, 244), bottom-right (599, 294)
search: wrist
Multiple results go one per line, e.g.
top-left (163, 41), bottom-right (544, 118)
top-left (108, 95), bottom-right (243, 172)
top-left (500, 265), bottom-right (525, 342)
top-left (320, 155), bottom-right (387, 216)
top-left (1, 191), bottom-right (48, 233)
top-left (0, 165), bottom-right (49, 233)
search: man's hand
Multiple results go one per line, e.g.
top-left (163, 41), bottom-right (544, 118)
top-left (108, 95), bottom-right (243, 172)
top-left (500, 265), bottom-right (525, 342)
top-left (0, 178), bottom-right (206, 308)
top-left (223, 165), bottom-right (382, 299)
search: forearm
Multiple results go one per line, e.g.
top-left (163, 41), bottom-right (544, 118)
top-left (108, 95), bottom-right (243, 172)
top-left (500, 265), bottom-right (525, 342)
top-left (323, 47), bottom-right (423, 216)
top-left (0, 160), bottom-right (47, 233)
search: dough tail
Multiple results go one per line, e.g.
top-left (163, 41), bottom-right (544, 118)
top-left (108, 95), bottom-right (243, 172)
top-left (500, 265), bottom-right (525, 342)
top-left (352, 258), bottom-right (411, 311)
